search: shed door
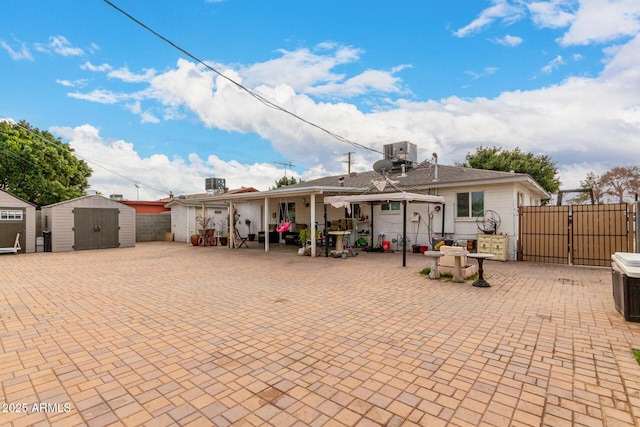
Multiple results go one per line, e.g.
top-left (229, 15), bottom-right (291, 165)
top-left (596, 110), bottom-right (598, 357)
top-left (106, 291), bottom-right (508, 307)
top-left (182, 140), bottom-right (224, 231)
top-left (73, 208), bottom-right (120, 250)
top-left (0, 208), bottom-right (26, 250)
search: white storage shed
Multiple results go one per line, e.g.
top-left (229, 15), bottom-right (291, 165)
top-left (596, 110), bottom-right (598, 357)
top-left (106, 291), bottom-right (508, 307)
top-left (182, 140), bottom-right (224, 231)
top-left (41, 195), bottom-right (136, 252)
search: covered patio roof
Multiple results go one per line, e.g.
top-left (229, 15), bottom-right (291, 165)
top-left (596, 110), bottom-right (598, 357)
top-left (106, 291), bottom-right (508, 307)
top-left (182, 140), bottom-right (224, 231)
top-left (324, 192), bottom-right (444, 206)
top-left (325, 192), bottom-right (445, 267)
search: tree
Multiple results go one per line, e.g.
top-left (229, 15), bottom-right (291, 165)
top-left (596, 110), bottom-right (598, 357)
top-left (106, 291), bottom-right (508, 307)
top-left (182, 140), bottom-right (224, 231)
top-left (462, 146), bottom-right (561, 194)
top-left (600, 166), bottom-right (640, 203)
top-left (0, 120), bottom-right (92, 207)
top-left (272, 175), bottom-right (298, 189)
top-left (568, 171), bottom-right (604, 204)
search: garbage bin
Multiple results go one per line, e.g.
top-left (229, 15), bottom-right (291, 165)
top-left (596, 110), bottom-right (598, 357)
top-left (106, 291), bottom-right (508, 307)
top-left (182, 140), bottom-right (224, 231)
top-left (43, 231), bottom-right (52, 252)
top-left (611, 252), bottom-right (640, 322)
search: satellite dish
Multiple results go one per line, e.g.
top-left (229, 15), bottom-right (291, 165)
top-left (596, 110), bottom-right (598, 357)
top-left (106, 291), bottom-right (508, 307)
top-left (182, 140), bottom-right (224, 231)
top-left (373, 159), bottom-right (394, 173)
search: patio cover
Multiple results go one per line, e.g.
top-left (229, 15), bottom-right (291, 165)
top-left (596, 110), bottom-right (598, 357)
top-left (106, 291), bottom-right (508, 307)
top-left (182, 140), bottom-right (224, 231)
top-left (324, 192), bottom-right (445, 267)
top-left (324, 192), bottom-right (444, 208)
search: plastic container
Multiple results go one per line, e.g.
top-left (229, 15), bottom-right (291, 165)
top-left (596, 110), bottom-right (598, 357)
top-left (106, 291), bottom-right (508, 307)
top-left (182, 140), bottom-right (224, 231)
top-left (382, 241), bottom-right (391, 252)
top-left (611, 252), bottom-right (640, 322)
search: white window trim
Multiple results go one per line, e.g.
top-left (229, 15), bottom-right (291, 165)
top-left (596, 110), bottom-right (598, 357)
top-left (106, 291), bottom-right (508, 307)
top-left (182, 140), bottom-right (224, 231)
top-left (1, 210), bottom-right (23, 220)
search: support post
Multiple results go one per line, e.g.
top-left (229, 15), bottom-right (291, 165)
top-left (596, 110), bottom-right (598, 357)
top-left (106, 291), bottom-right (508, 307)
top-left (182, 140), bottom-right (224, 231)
top-left (310, 194), bottom-right (316, 257)
top-left (264, 197), bottom-right (269, 252)
top-left (402, 200), bottom-right (407, 267)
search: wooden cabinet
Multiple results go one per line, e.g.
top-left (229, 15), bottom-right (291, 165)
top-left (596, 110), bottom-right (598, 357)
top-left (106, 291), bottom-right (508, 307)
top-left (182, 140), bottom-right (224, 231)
top-left (477, 234), bottom-right (509, 261)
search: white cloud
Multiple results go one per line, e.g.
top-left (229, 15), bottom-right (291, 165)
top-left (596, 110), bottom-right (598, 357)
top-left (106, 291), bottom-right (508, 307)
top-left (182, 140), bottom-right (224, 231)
top-left (68, 89), bottom-right (127, 104)
top-left (56, 79), bottom-right (88, 88)
top-left (528, 0), bottom-right (577, 29)
top-left (458, 1), bottom-right (640, 47)
top-left (50, 124), bottom-right (295, 199)
top-left (541, 55), bottom-right (566, 73)
top-left (453, 0), bottom-right (525, 37)
top-left (493, 34), bottom-right (523, 47)
top-left (559, 0), bottom-right (640, 45)
top-left (108, 66), bottom-right (157, 83)
top-left (81, 61), bottom-right (113, 72)
top-left (306, 67), bottom-right (410, 98)
top-left (39, 35), bottom-right (84, 56)
top-left (240, 44), bottom-right (364, 94)
top-left (0, 38), bottom-right (33, 61)
top-left (67, 33), bottom-right (640, 192)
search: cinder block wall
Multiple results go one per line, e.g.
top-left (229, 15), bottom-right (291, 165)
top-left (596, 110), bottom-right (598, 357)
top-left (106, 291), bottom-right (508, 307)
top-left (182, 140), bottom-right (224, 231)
top-left (136, 213), bottom-right (171, 242)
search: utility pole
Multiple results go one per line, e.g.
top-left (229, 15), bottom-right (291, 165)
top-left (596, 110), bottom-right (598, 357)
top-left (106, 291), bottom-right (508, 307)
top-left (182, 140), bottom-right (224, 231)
top-left (343, 152), bottom-right (354, 174)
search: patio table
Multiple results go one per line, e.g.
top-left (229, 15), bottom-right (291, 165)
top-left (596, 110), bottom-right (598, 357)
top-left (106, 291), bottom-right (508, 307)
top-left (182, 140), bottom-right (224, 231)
top-left (467, 253), bottom-right (494, 287)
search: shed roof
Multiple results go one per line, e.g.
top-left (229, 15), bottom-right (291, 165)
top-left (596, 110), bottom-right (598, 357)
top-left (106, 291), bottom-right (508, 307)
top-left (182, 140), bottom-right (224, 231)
top-left (42, 195), bottom-right (136, 210)
top-left (0, 189), bottom-right (36, 207)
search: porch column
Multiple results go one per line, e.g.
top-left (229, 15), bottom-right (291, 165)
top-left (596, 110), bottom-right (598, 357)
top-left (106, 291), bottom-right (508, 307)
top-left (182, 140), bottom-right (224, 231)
top-left (264, 197), bottom-right (270, 253)
top-left (229, 202), bottom-right (234, 249)
top-left (310, 194), bottom-right (316, 257)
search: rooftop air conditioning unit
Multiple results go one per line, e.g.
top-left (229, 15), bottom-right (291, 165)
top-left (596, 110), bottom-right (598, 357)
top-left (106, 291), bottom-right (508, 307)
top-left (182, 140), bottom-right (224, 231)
top-left (383, 141), bottom-right (418, 170)
top-left (205, 178), bottom-right (226, 193)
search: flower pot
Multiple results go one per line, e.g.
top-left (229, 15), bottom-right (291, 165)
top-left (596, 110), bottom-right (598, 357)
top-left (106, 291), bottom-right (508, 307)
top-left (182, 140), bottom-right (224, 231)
top-left (219, 237), bottom-right (228, 246)
top-left (190, 235), bottom-right (200, 246)
top-left (248, 233), bottom-right (256, 241)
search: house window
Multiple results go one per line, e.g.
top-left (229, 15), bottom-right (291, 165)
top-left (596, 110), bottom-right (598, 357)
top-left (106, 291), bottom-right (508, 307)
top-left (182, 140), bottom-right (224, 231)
top-left (279, 202), bottom-right (295, 222)
top-left (381, 202), bottom-right (401, 212)
top-left (456, 192), bottom-right (484, 218)
top-left (1, 210), bottom-right (23, 220)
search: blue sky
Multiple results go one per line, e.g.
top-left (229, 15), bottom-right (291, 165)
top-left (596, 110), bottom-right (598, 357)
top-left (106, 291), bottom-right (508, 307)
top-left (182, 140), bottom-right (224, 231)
top-left (1, 0), bottom-right (639, 199)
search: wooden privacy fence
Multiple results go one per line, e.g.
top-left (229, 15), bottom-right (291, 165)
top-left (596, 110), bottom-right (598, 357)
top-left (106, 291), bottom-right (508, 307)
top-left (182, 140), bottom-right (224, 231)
top-left (518, 203), bottom-right (636, 267)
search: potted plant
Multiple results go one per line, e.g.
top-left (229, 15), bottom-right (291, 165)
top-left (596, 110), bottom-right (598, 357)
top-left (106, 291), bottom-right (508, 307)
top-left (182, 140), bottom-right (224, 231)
top-left (196, 214), bottom-right (213, 235)
top-left (217, 218), bottom-right (228, 246)
top-left (298, 228), bottom-right (311, 247)
top-left (245, 218), bottom-right (256, 241)
top-left (189, 229), bottom-right (199, 246)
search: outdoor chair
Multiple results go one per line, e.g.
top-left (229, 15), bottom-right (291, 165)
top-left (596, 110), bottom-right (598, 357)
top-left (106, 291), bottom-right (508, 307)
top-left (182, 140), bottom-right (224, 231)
top-left (233, 229), bottom-right (249, 248)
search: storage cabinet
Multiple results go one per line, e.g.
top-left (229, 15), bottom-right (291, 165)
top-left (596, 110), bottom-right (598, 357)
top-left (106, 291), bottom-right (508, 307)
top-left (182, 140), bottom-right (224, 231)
top-left (477, 234), bottom-right (508, 261)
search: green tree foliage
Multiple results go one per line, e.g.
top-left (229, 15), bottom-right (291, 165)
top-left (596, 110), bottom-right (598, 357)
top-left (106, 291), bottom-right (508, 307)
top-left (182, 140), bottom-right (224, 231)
top-left (273, 175), bottom-right (298, 188)
top-left (462, 146), bottom-right (561, 194)
top-left (0, 120), bottom-right (92, 207)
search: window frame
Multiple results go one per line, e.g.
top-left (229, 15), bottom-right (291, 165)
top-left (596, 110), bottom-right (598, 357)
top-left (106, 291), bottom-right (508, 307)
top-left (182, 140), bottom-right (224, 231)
top-left (456, 191), bottom-right (484, 218)
top-left (0, 210), bottom-right (23, 221)
top-left (380, 202), bottom-right (401, 213)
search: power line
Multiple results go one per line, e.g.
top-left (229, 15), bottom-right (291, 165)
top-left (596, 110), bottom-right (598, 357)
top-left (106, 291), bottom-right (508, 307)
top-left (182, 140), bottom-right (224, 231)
top-left (103, 0), bottom-right (387, 158)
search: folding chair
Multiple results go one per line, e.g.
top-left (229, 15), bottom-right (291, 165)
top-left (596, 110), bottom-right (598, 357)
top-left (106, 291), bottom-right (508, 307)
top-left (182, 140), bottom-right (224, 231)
top-left (233, 229), bottom-right (249, 248)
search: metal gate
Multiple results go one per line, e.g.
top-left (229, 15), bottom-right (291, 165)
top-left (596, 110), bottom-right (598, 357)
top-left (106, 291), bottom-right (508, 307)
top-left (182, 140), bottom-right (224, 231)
top-left (518, 203), bottom-right (634, 266)
top-left (73, 208), bottom-right (120, 250)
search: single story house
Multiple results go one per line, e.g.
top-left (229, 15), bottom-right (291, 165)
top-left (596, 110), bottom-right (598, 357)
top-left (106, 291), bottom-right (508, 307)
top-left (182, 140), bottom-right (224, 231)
top-left (166, 143), bottom-right (550, 261)
top-left (0, 189), bottom-right (36, 253)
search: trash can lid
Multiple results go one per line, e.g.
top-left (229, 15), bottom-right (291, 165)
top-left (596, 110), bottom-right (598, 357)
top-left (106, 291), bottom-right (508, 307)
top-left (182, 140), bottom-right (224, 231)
top-left (612, 253), bottom-right (640, 278)
top-left (614, 252), bottom-right (640, 267)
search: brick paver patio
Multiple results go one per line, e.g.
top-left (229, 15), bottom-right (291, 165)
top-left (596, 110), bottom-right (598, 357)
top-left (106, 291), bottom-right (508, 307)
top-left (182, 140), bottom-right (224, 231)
top-left (1, 242), bottom-right (639, 426)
